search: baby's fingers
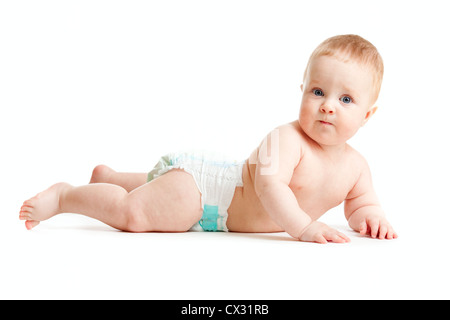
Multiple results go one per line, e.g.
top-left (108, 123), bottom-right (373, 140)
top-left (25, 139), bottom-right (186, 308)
top-left (360, 217), bottom-right (398, 240)
top-left (386, 226), bottom-right (398, 240)
top-left (377, 220), bottom-right (399, 240)
top-left (369, 219), bottom-right (379, 238)
top-left (360, 217), bottom-right (380, 238)
top-left (313, 234), bottom-right (328, 244)
top-left (323, 231), bottom-right (350, 243)
top-left (336, 231), bottom-right (351, 243)
top-left (359, 220), bottom-right (368, 236)
top-left (379, 224), bottom-right (388, 239)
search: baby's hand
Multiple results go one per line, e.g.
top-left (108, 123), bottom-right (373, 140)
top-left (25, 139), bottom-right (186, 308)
top-left (358, 214), bottom-right (398, 240)
top-left (299, 221), bottom-right (350, 244)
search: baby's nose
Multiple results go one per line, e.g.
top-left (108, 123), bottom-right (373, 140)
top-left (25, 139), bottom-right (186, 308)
top-left (320, 105), bottom-right (335, 114)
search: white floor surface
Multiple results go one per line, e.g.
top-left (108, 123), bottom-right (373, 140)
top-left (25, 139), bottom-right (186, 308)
top-left (2, 205), bottom-right (449, 300)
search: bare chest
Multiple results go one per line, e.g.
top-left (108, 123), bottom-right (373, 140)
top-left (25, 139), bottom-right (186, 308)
top-left (289, 158), bottom-right (357, 218)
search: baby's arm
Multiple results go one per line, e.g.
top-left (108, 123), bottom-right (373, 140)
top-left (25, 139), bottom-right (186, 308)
top-left (344, 158), bottom-right (398, 239)
top-left (254, 126), bottom-right (349, 243)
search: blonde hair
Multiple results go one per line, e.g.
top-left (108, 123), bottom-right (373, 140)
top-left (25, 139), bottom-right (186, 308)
top-left (303, 34), bottom-right (384, 102)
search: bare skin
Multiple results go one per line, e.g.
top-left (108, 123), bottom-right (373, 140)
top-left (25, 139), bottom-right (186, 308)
top-left (20, 169), bottom-right (203, 232)
top-left (20, 54), bottom-right (398, 243)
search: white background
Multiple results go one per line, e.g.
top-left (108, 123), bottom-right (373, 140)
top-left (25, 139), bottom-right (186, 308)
top-left (1, 0), bottom-right (450, 299)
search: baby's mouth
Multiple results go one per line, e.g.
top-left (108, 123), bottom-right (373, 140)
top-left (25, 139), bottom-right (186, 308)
top-left (319, 120), bottom-right (333, 126)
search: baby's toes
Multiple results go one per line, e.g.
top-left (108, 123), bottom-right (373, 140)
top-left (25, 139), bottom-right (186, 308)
top-left (19, 202), bottom-right (34, 219)
top-left (23, 198), bottom-right (35, 207)
top-left (25, 220), bottom-right (40, 230)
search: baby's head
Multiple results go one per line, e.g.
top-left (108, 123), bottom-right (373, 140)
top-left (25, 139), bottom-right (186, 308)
top-left (299, 34), bottom-right (384, 146)
top-left (304, 34), bottom-right (384, 102)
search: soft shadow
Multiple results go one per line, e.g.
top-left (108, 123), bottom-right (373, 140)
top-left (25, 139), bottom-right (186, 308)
top-left (43, 224), bottom-right (120, 233)
top-left (225, 231), bottom-right (297, 242)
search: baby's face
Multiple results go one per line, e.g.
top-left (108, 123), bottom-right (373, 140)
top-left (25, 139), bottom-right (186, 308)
top-left (299, 55), bottom-right (376, 147)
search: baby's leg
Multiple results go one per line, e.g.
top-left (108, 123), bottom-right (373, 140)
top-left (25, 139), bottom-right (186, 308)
top-left (20, 169), bottom-right (203, 232)
top-left (89, 165), bottom-right (147, 192)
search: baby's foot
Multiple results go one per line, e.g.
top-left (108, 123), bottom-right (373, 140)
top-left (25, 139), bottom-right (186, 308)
top-left (19, 182), bottom-right (71, 230)
top-left (89, 164), bottom-right (115, 184)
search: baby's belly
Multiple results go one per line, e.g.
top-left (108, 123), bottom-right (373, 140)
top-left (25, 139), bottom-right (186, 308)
top-left (226, 163), bottom-right (283, 233)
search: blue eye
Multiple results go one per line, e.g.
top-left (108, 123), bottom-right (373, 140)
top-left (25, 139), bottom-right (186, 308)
top-left (340, 96), bottom-right (352, 104)
top-left (313, 89), bottom-right (324, 96)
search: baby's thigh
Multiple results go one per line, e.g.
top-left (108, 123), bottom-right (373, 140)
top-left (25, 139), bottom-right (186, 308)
top-left (127, 169), bottom-right (203, 232)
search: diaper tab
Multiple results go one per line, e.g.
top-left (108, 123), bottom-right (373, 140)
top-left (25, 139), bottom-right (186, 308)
top-left (199, 204), bottom-right (219, 231)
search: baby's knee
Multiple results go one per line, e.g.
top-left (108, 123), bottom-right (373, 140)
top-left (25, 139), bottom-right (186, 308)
top-left (122, 198), bottom-right (150, 232)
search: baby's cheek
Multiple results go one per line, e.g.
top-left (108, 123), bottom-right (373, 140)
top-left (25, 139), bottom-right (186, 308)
top-left (339, 122), bottom-right (361, 141)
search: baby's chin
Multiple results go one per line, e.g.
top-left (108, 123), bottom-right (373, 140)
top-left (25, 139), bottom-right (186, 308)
top-left (299, 121), bottom-right (331, 143)
top-left (301, 119), bottom-right (360, 147)
top-left (303, 126), bottom-right (347, 147)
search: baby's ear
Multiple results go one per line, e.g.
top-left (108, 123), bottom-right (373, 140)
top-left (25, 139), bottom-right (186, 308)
top-left (300, 84), bottom-right (303, 92)
top-left (362, 106), bottom-right (378, 126)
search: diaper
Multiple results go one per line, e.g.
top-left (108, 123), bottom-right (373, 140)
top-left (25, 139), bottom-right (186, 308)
top-left (147, 151), bottom-right (244, 232)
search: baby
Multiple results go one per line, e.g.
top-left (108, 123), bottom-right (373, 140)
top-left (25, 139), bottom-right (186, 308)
top-left (19, 34), bottom-right (397, 243)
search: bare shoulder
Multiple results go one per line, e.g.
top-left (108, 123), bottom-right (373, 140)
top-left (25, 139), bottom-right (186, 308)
top-left (345, 144), bottom-right (371, 173)
top-left (252, 121), bottom-right (306, 180)
top-left (275, 121), bottom-right (307, 151)
top-left (276, 121), bottom-right (301, 136)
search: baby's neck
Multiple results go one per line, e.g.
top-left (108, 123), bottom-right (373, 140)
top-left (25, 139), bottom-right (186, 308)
top-left (316, 142), bottom-right (348, 160)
